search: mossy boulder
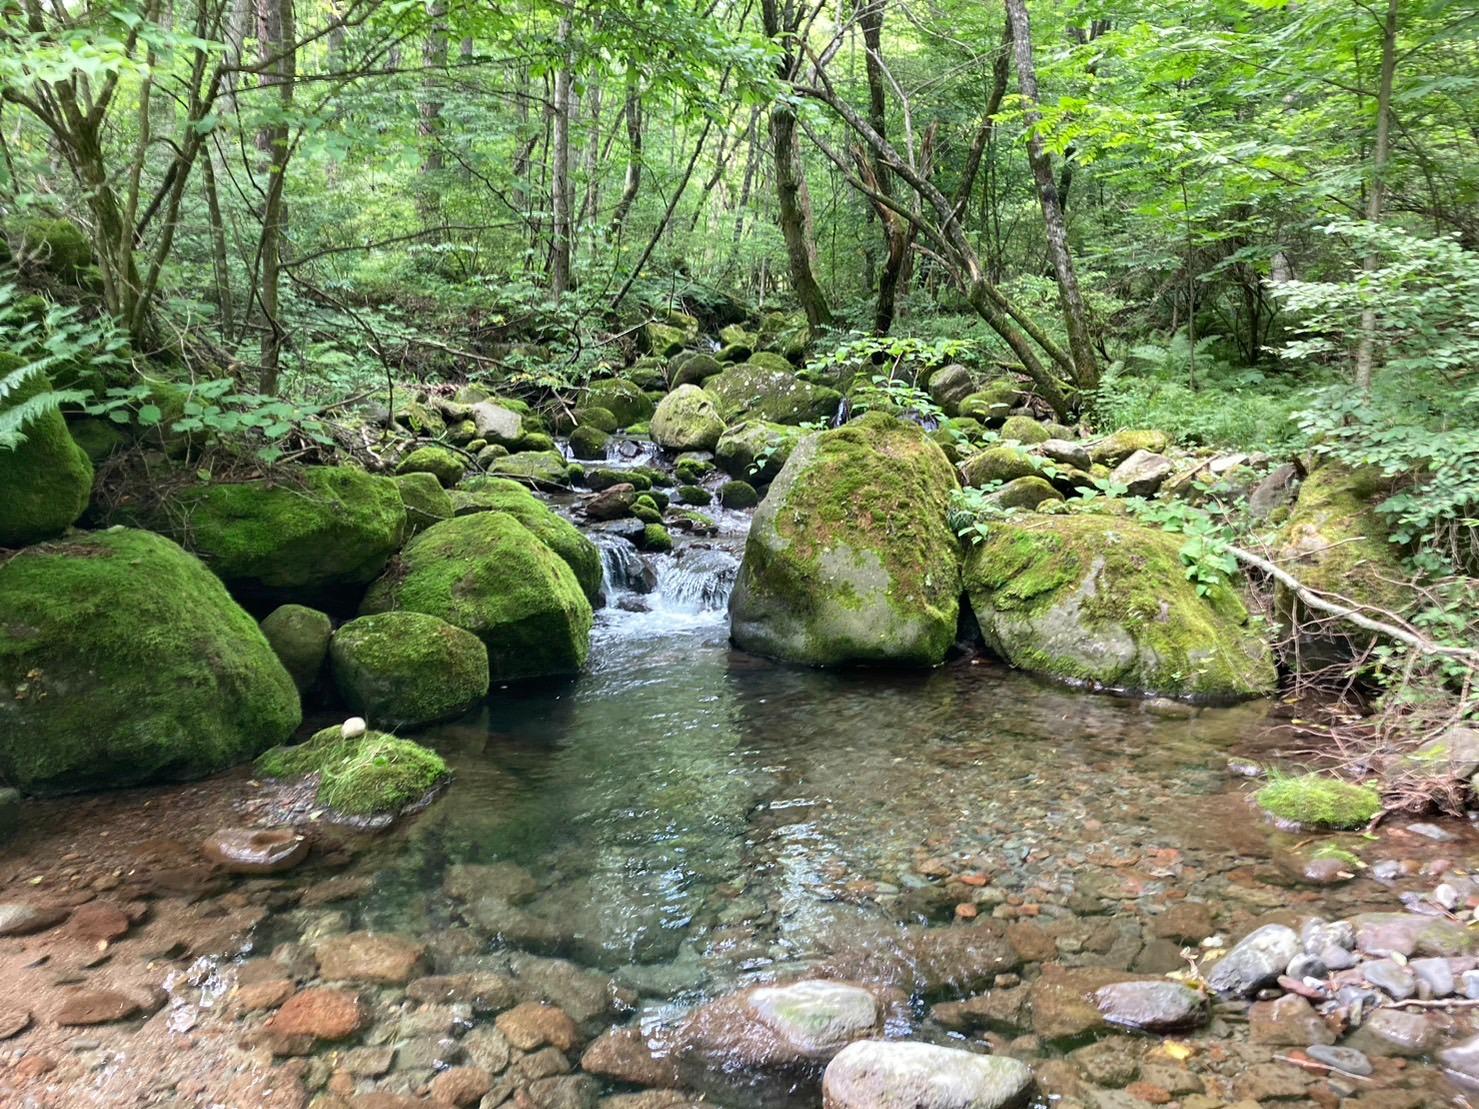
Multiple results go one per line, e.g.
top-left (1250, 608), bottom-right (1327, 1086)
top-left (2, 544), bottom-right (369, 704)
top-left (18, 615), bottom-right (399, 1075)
top-left (396, 445), bottom-right (465, 487)
top-left (673, 352), bottom-right (724, 387)
top-left (641, 524), bottom-right (674, 552)
top-left (66, 416), bottom-right (128, 463)
top-left (452, 477), bottom-right (602, 604)
top-left (720, 480), bottom-right (759, 509)
top-left (706, 363), bottom-right (841, 426)
top-left (361, 512), bottom-right (592, 680)
top-left (585, 379), bottom-right (655, 427)
top-left (645, 322), bottom-right (690, 358)
top-left (259, 604), bottom-right (332, 694)
top-left (395, 397), bottom-right (447, 438)
top-left (330, 612), bottom-right (489, 728)
top-left (998, 415), bottom-right (1051, 445)
top-left (1274, 464), bottom-right (1408, 651)
top-left (135, 466), bottom-right (406, 600)
top-left (256, 726), bottom-right (449, 819)
top-left (959, 445), bottom-right (1040, 488)
top-left (675, 456), bottom-right (715, 483)
top-left (730, 413), bottom-right (962, 667)
top-left (569, 424), bottom-right (610, 461)
top-left (987, 476), bottom-right (1063, 511)
top-left (0, 366), bottom-right (94, 548)
top-left (963, 514), bottom-right (1277, 699)
top-left (588, 467), bottom-right (650, 492)
top-left (488, 449), bottom-right (575, 489)
top-left (651, 385), bottom-right (727, 452)
top-left (12, 218), bottom-right (93, 279)
top-left (957, 382), bottom-right (1022, 425)
top-left (393, 472), bottom-right (454, 537)
top-left (1088, 428), bottom-right (1170, 467)
top-left (677, 484), bottom-right (712, 506)
top-left (927, 364), bottom-right (975, 415)
top-left (0, 529), bottom-right (301, 794)
top-left (1256, 775), bottom-right (1381, 830)
top-left (573, 405), bottom-right (619, 433)
top-left (715, 420), bottom-right (807, 483)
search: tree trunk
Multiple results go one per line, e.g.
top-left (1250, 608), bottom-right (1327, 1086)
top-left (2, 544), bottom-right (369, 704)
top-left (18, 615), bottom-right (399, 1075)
top-left (858, 0), bottom-right (910, 334)
top-left (550, 12), bottom-right (574, 299)
top-left (1354, 0), bottom-right (1398, 392)
top-left (1004, 0), bottom-right (1098, 392)
top-left (202, 149), bottom-right (234, 340)
top-left (609, 78), bottom-right (643, 233)
top-left (257, 0), bottom-right (294, 394)
top-left (417, 0), bottom-right (448, 219)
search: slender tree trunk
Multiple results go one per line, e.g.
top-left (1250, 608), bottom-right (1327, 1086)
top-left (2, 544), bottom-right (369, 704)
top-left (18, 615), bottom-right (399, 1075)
top-left (550, 11), bottom-right (574, 299)
top-left (582, 82), bottom-right (601, 252)
top-left (609, 77), bottom-right (643, 233)
top-left (417, 0), bottom-right (448, 220)
top-left (257, 0), bottom-right (294, 394)
top-left (1004, 0), bottom-right (1097, 392)
top-left (858, 0), bottom-right (909, 334)
top-left (1354, 0), bottom-right (1398, 392)
top-left (202, 148), bottom-right (234, 340)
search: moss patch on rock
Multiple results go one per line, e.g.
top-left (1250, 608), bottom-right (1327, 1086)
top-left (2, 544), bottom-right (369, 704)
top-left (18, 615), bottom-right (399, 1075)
top-left (330, 611), bottom-right (489, 727)
top-left (730, 412), bottom-right (962, 667)
top-left (963, 513), bottom-right (1276, 699)
top-left (395, 445), bottom-right (466, 487)
top-left (569, 424), bottom-right (610, 460)
top-left (394, 471), bottom-right (454, 537)
top-left (256, 726), bottom-right (448, 818)
top-left (1256, 775), bottom-right (1381, 830)
top-left (0, 364), bottom-right (94, 548)
top-left (715, 420), bottom-right (806, 483)
top-left (584, 379), bottom-right (655, 427)
top-left (705, 363), bottom-right (841, 426)
top-left (651, 385), bottom-right (726, 452)
top-left (0, 529), bottom-right (301, 794)
top-left (361, 512), bottom-right (592, 680)
top-left (958, 445), bottom-right (1040, 488)
top-left (452, 477), bottom-right (602, 604)
top-left (259, 603), bottom-right (332, 694)
top-left (488, 449), bottom-right (575, 489)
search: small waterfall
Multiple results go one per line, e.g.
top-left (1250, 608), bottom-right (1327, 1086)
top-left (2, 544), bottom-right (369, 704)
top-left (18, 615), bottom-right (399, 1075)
top-left (595, 534), bottom-right (657, 599)
top-left (829, 395), bottom-right (851, 428)
top-left (654, 547), bottom-right (739, 614)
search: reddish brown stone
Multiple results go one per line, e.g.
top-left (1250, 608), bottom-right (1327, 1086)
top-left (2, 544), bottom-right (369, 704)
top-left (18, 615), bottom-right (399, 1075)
top-left (265, 987), bottom-right (366, 1042)
top-left (66, 900), bottom-right (133, 942)
top-left (314, 932), bottom-right (426, 985)
top-left (12, 1054), bottom-right (56, 1080)
top-left (429, 1065), bottom-right (494, 1106)
top-left (201, 827), bottom-right (309, 875)
top-left (580, 1027), bottom-right (680, 1088)
top-left (238, 979), bottom-right (295, 1012)
top-left (54, 989), bottom-right (142, 1026)
top-left (495, 1001), bottom-right (579, 1053)
top-left (0, 1005), bottom-right (32, 1040)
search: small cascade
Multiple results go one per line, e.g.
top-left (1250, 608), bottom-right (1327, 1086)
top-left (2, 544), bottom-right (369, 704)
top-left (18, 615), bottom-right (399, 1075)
top-left (654, 546), bottom-right (739, 614)
top-left (829, 395), bottom-right (851, 428)
top-left (594, 534), bottom-right (657, 598)
top-left (603, 437), bottom-right (662, 467)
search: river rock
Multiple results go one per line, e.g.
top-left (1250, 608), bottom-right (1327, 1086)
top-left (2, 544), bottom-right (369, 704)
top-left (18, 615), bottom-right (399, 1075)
top-left (651, 385), bottom-right (727, 452)
top-left (1439, 1033), bottom-right (1479, 1088)
top-left (471, 401), bottom-right (524, 444)
top-left (821, 1040), bottom-right (1034, 1109)
top-left (1109, 449), bottom-right (1173, 496)
top-left (454, 477), bottom-right (603, 604)
top-left (1345, 1007), bottom-right (1439, 1057)
top-left (705, 363), bottom-right (841, 426)
top-left (0, 902), bottom-right (69, 936)
top-left (730, 413), bottom-right (962, 667)
top-left (1352, 911), bottom-right (1473, 957)
top-left (201, 827), bottom-right (309, 874)
top-left (581, 1027), bottom-right (681, 1088)
top-left (1088, 429), bottom-right (1169, 467)
top-left (1249, 994), bottom-right (1333, 1046)
top-left (0, 1005), bottom-right (31, 1040)
top-left (264, 987), bottom-right (366, 1045)
top-left (314, 931), bottom-right (426, 984)
top-left (1093, 980), bottom-right (1207, 1032)
top-left (586, 379), bottom-right (655, 427)
top-left (53, 989), bottom-right (143, 1026)
top-left (963, 514), bottom-right (1276, 699)
top-left (1306, 1044), bottom-right (1373, 1076)
top-left (0, 529), bottom-right (301, 794)
top-left (1363, 958), bottom-right (1417, 1000)
top-left (330, 611), bottom-right (490, 727)
top-left (496, 1001), bottom-right (580, 1052)
top-left (1206, 924), bottom-right (1301, 997)
top-left (1039, 438), bottom-right (1091, 469)
top-left (676, 979), bottom-right (882, 1073)
top-left (715, 420), bottom-right (807, 483)
top-left (259, 604), bottom-right (332, 693)
top-left (587, 483), bottom-right (639, 521)
top-left (927, 365), bottom-right (975, 415)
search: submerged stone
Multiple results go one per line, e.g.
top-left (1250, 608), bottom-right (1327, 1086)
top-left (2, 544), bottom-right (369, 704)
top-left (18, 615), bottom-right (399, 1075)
top-left (201, 827), bottom-right (309, 874)
top-left (1205, 924), bottom-right (1300, 997)
top-left (1093, 980), bottom-right (1207, 1032)
top-left (822, 1040), bottom-right (1034, 1109)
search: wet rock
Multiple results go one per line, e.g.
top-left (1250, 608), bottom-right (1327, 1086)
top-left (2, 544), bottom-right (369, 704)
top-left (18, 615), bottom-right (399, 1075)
top-left (586, 484), bottom-right (638, 522)
top-left (462, 1025), bottom-right (512, 1073)
top-left (526, 1073), bottom-right (599, 1108)
top-left (1345, 1008), bottom-right (1438, 1057)
top-left (1030, 966), bottom-right (1140, 1042)
top-left (64, 900), bottom-right (134, 942)
top-left (264, 988), bottom-right (366, 1046)
top-left (504, 952), bottom-right (632, 1026)
top-left (238, 979), bottom-right (295, 1012)
top-left (314, 932), bottom-right (426, 984)
top-left (597, 1094), bottom-right (701, 1109)
top-left (1306, 1044), bottom-right (1373, 1077)
top-left (581, 1027), bottom-right (681, 1088)
top-left (1235, 1061), bottom-right (1311, 1102)
top-left (429, 1065), bottom-right (494, 1106)
top-left (930, 987), bottom-right (1030, 1035)
top-left (821, 1040), bottom-right (1035, 1109)
top-left (406, 973), bottom-right (517, 1012)
top-left (1205, 924), bottom-right (1300, 997)
top-left (0, 901), bottom-right (69, 936)
top-left (201, 827), bottom-right (309, 875)
top-left (1070, 1037), bottom-right (1141, 1087)
top-left (1249, 994), bottom-right (1333, 1046)
top-left (1439, 1032), bottom-right (1479, 1088)
top-left (1093, 980), bottom-right (1207, 1033)
top-left (54, 989), bottom-right (143, 1026)
top-left (343, 1045), bottom-right (397, 1077)
top-left (1149, 902), bottom-right (1214, 944)
top-left (496, 1001), bottom-right (579, 1053)
top-left (0, 1004), bottom-right (31, 1040)
top-left (1363, 959), bottom-right (1417, 1000)
top-left (1354, 911), bottom-right (1473, 957)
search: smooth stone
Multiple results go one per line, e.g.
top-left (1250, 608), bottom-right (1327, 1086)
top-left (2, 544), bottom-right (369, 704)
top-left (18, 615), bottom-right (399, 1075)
top-left (313, 931), bottom-right (426, 984)
top-left (1411, 957), bottom-right (1456, 998)
top-left (1363, 959), bottom-right (1417, 1000)
top-left (1463, 969), bottom-right (1479, 999)
top-left (1305, 1044), bottom-right (1373, 1077)
top-left (1353, 911), bottom-right (1473, 957)
top-left (1093, 980), bottom-right (1207, 1032)
top-left (1346, 1008), bottom-right (1439, 1057)
top-left (1407, 822), bottom-right (1456, 842)
top-left (1206, 924), bottom-right (1300, 997)
top-left (201, 827), bottom-right (309, 875)
top-left (1249, 993), bottom-right (1333, 1046)
top-left (822, 1040), bottom-right (1034, 1109)
top-left (0, 902), bottom-right (69, 936)
top-left (1439, 1032), bottom-right (1479, 1088)
top-left (1286, 954), bottom-right (1327, 980)
top-left (54, 989), bottom-right (143, 1026)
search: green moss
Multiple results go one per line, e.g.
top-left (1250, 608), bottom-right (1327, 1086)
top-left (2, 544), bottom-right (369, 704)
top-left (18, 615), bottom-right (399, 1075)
top-left (720, 480), bottom-right (759, 509)
top-left (1256, 775), bottom-right (1381, 830)
top-left (645, 322), bottom-right (689, 358)
top-left (963, 514), bottom-right (1276, 698)
top-left (14, 217), bottom-right (92, 278)
top-left (394, 397), bottom-right (447, 437)
top-left (573, 406), bottom-right (619, 433)
top-left (256, 726), bottom-right (448, 818)
top-left (642, 523), bottom-right (674, 552)
top-left (651, 385), bottom-right (726, 451)
top-left (705, 363), bottom-right (841, 426)
top-left (1088, 428), bottom-right (1170, 466)
top-left (585, 379), bottom-right (654, 427)
top-left (675, 457), bottom-right (716, 483)
top-left (958, 445), bottom-right (1040, 488)
top-left (588, 467), bottom-right (650, 492)
top-left (259, 604), bottom-right (332, 693)
top-left (516, 431), bottom-right (556, 452)
top-left (998, 415), bottom-right (1051, 445)
top-left (488, 449), bottom-right (573, 489)
top-left (0, 366), bottom-right (94, 547)
top-left (674, 353), bottom-right (723, 386)
top-left (633, 503), bottom-right (663, 524)
top-left (396, 445), bottom-right (465, 487)
top-left (453, 477), bottom-right (602, 603)
top-left (677, 484), bottom-right (712, 506)
top-left (0, 529), bottom-right (301, 794)
top-left (394, 471), bottom-right (455, 537)
top-left (330, 611), bottom-right (489, 727)
top-left (65, 416), bottom-right (128, 463)
top-left (569, 424), bottom-right (610, 460)
top-left (957, 382), bottom-right (1021, 424)
top-left (361, 512), bottom-right (592, 680)
top-left (715, 420), bottom-right (805, 482)
top-left (987, 476), bottom-right (1063, 510)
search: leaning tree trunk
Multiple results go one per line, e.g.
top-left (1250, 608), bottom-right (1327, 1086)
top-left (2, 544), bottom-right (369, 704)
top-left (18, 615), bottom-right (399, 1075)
top-left (1004, 0), bottom-right (1098, 393)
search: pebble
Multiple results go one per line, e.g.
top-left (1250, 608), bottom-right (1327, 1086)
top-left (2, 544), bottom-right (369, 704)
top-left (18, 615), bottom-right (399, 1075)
top-left (1363, 959), bottom-right (1417, 1000)
top-left (1410, 956), bottom-right (1455, 998)
top-left (1305, 1044), bottom-right (1374, 1077)
top-left (1406, 822), bottom-right (1455, 842)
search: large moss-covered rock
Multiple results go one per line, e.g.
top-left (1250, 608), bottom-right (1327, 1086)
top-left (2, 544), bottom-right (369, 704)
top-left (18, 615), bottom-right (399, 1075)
top-left (715, 420), bottom-right (806, 483)
top-left (331, 612), bottom-right (489, 727)
top-left (0, 365), bottom-right (94, 547)
top-left (1274, 464), bottom-right (1408, 648)
top-left (651, 385), bottom-right (727, 452)
top-left (256, 726), bottom-right (448, 818)
top-left (959, 445), bottom-right (1040, 488)
top-left (452, 477), bottom-right (602, 604)
top-left (0, 529), bottom-right (301, 794)
top-left (396, 445), bottom-right (465, 487)
top-left (393, 471), bottom-right (454, 537)
top-left (142, 466), bottom-right (406, 598)
top-left (584, 379), bottom-right (655, 427)
top-left (362, 512), bottom-right (592, 680)
top-left (11, 218), bottom-right (93, 279)
top-left (259, 603), bottom-right (332, 694)
top-left (730, 413), bottom-right (962, 667)
top-left (706, 363), bottom-right (842, 426)
top-left (964, 514), bottom-right (1276, 699)
top-left (488, 450), bottom-right (576, 489)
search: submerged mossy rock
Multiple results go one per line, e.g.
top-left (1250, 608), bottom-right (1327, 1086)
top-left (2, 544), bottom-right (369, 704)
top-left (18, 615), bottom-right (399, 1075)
top-left (0, 529), bottom-right (301, 794)
top-left (259, 603), bottom-right (332, 694)
top-left (715, 420), bottom-right (806, 483)
top-left (568, 424), bottom-right (610, 460)
top-left (1256, 774), bottom-right (1381, 830)
top-left (452, 477), bottom-right (602, 604)
top-left (730, 413), bottom-right (963, 667)
top-left (393, 471), bottom-right (454, 537)
top-left (0, 365), bottom-right (94, 548)
top-left (143, 466), bottom-right (406, 599)
top-left (963, 514), bottom-right (1276, 699)
top-left (331, 612), bottom-right (489, 727)
top-left (256, 726), bottom-right (449, 818)
top-left (395, 445), bottom-right (465, 487)
top-left (651, 385), bottom-right (727, 452)
top-left (1274, 464), bottom-right (1408, 650)
top-left (584, 379), bottom-right (655, 428)
top-left (706, 363), bottom-right (842, 426)
top-left (362, 512), bottom-right (592, 680)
